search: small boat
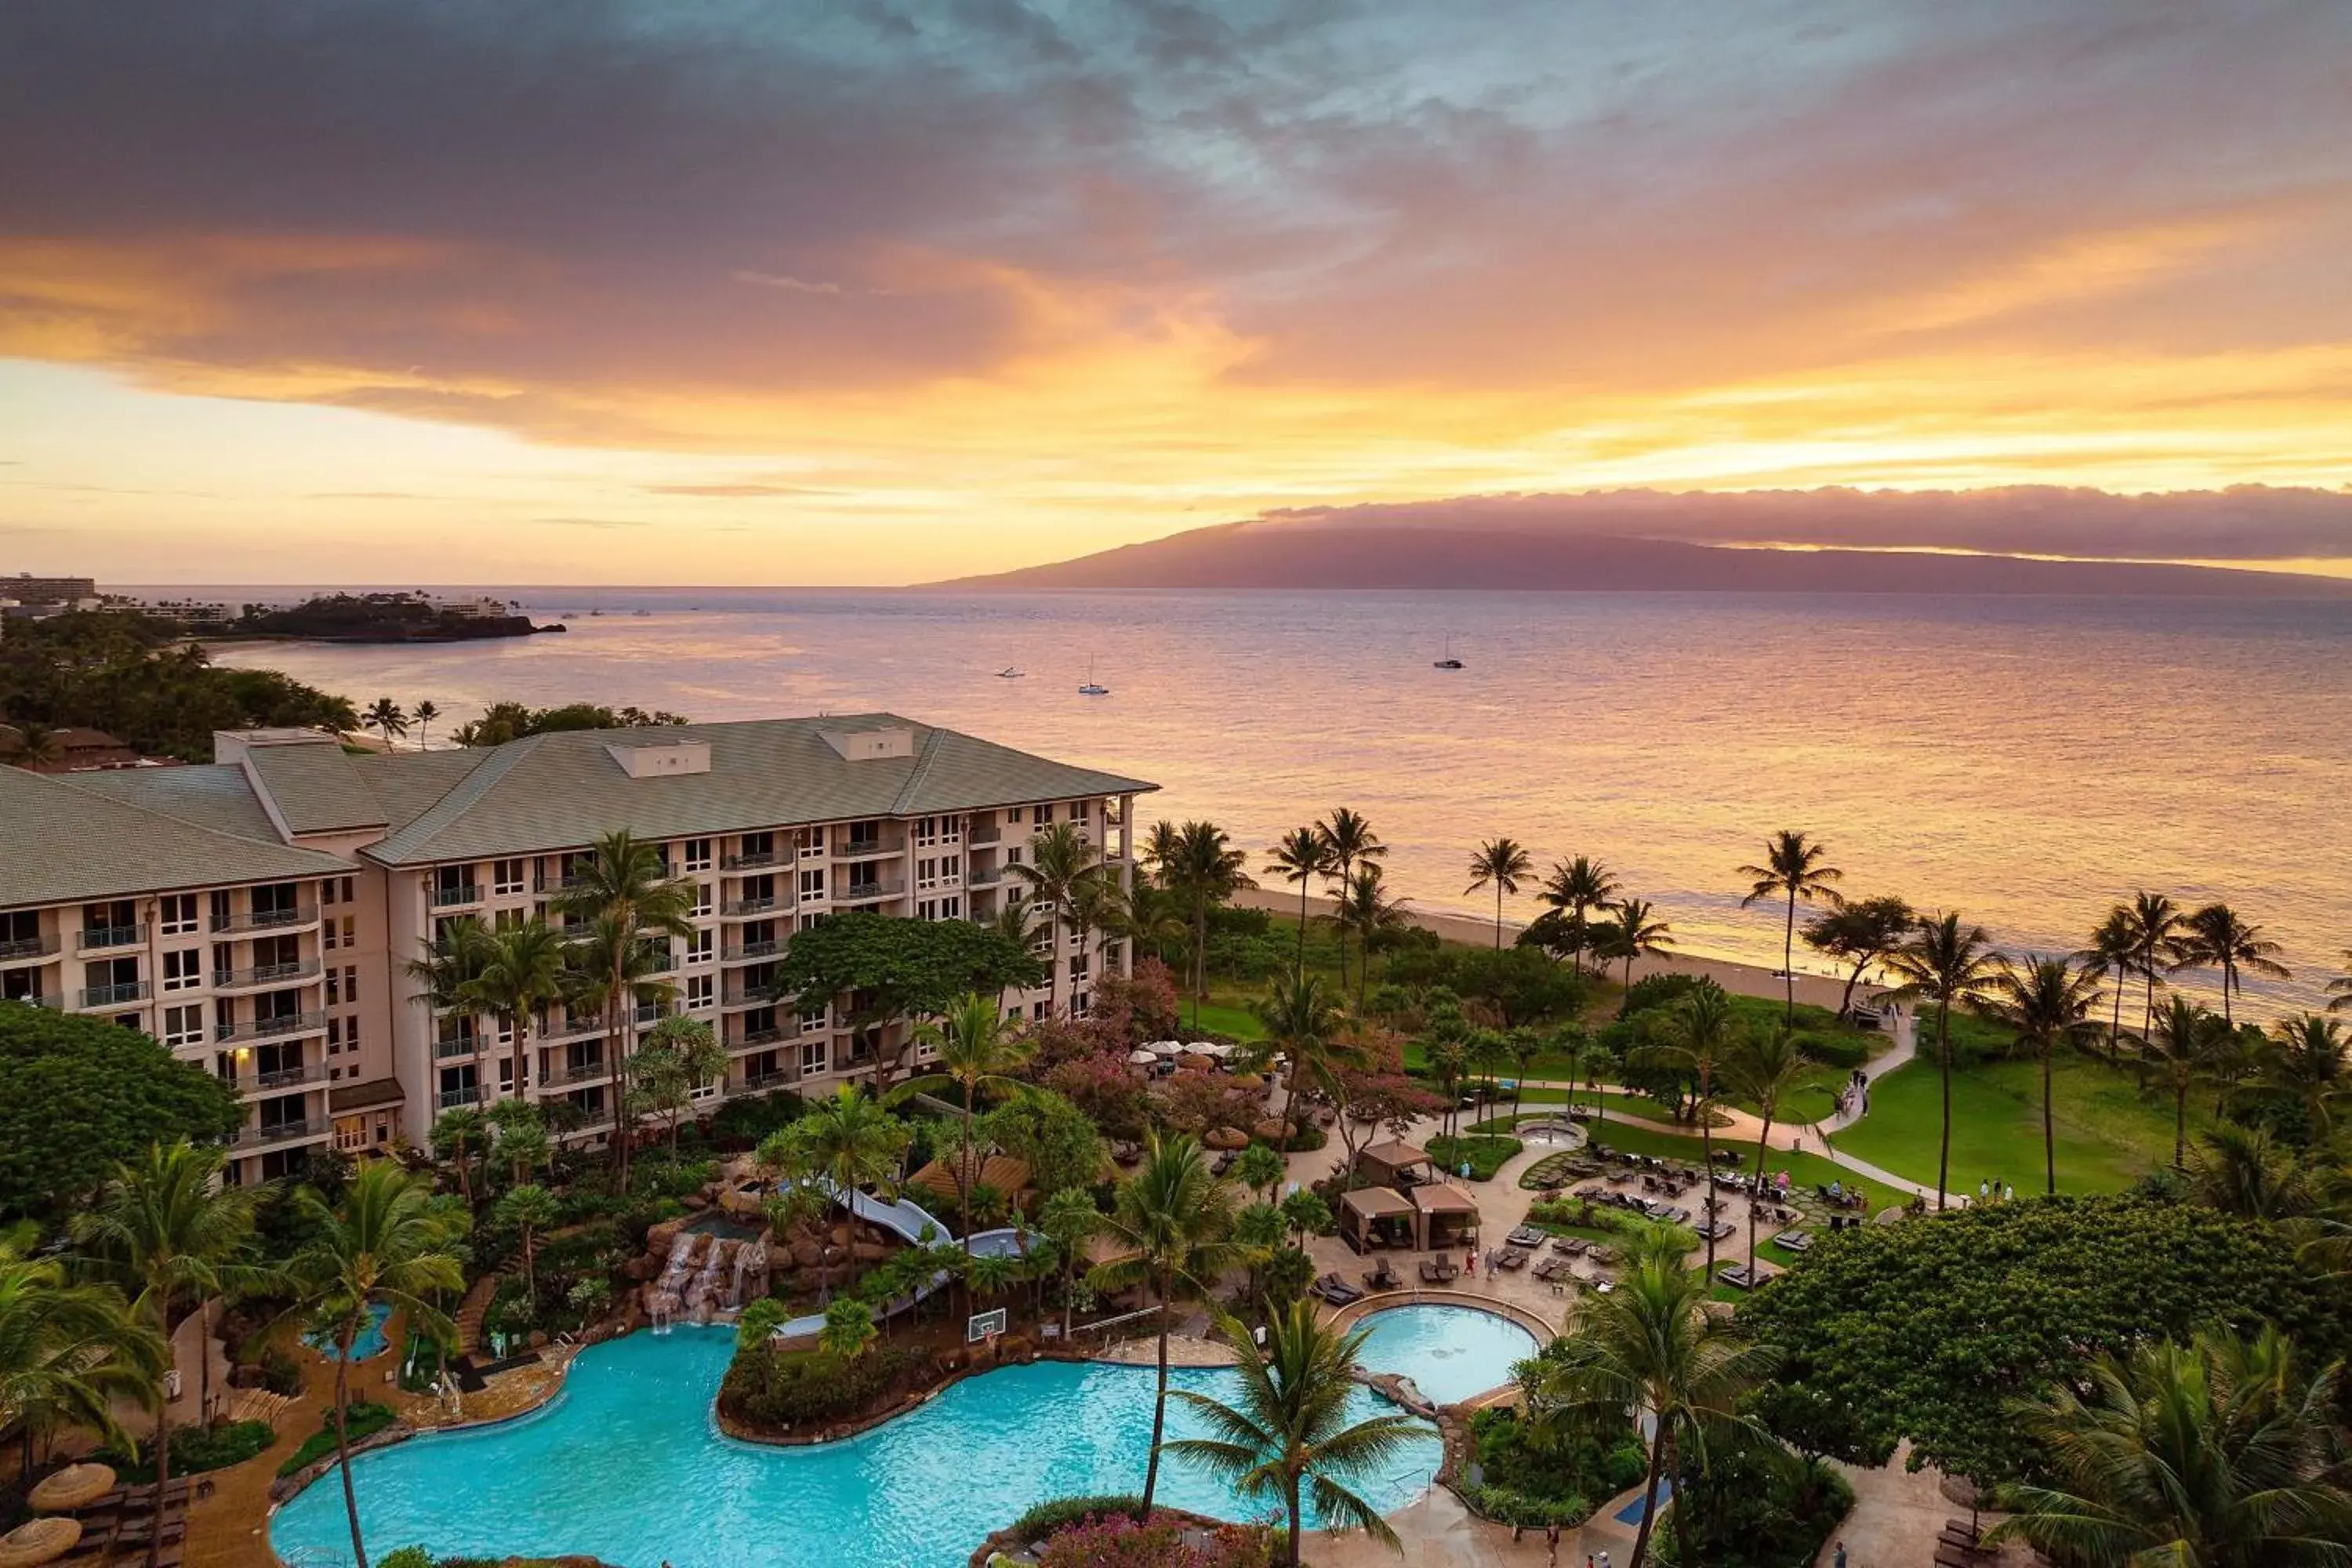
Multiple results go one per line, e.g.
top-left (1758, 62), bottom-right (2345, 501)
top-left (1078, 658), bottom-right (1109, 696)
top-left (996, 666), bottom-right (1025, 680)
top-left (1433, 635), bottom-right (1463, 670)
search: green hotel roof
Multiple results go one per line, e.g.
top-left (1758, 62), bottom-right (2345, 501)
top-left (0, 764), bottom-right (354, 907)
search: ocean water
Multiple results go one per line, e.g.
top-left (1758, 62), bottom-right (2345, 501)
top-left (205, 587), bottom-right (2352, 1014)
top-left (267, 1328), bottom-right (1442, 1568)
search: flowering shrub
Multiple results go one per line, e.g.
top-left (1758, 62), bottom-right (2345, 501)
top-left (1036, 1515), bottom-right (1274, 1568)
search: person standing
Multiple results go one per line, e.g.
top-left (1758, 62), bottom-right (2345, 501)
top-left (1833, 1543), bottom-right (1848, 1568)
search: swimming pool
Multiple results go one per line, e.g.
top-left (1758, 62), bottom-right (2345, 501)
top-left (302, 1299), bottom-right (394, 1362)
top-left (1349, 1305), bottom-right (1541, 1406)
top-left (268, 1330), bottom-right (1444, 1568)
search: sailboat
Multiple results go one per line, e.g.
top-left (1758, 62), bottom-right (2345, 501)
top-left (1078, 659), bottom-right (1109, 696)
top-left (996, 666), bottom-right (1026, 679)
top-left (1433, 635), bottom-right (1464, 670)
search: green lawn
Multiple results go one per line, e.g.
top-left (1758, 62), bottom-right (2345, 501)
top-left (1182, 1000), bottom-right (1267, 1041)
top-left (1831, 1051), bottom-right (2200, 1198)
top-left (1475, 1090), bottom-right (1734, 1129)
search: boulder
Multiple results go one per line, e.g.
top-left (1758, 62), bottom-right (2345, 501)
top-left (644, 1217), bottom-right (688, 1256)
top-left (681, 1192), bottom-right (710, 1211)
top-left (789, 1237), bottom-right (828, 1270)
top-left (620, 1254), bottom-right (659, 1283)
top-left (851, 1241), bottom-right (892, 1263)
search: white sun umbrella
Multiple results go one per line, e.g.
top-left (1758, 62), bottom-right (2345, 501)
top-left (1190, 1041), bottom-right (1234, 1059)
top-left (1147, 1040), bottom-right (1185, 1058)
top-left (1127, 1048), bottom-right (1160, 1065)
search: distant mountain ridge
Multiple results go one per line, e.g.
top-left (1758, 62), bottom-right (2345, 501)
top-left (931, 523), bottom-right (2352, 597)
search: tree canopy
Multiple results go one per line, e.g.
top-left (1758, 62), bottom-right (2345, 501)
top-left (769, 912), bottom-right (1045, 1054)
top-left (1740, 1195), bottom-right (2347, 1486)
top-left (0, 1006), bottom-right (244, 1221)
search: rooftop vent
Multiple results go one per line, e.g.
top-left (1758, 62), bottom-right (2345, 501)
top-left (605, 739), bottom-right (712, 779)
top-left (821, 727), bottom-right (914, 762)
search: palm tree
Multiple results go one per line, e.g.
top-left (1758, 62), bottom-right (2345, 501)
top-left (1010, 821), bottom-right (1107, 1017)
top-left (1737, 830), bottom-right (1844, 1021)
top-left (2075, 908), bottom-right (2141, 1060)
top-left (1167, 1304), bottom-right (1424, 1566)
top-left (2187, 1123), bottom-right (2314, 1221)
top-left (493, 1183), bottom-right (558, 1308)
top-left (2328, 949), bottom-right (2352, 1014)
top-left (1162, 821), bottom-right (1255, 1025)
top-left (428, 1105), bottom-right (486, 1208)
top-left (1426, 1037), bottom-right (1470, 1142)
top-left (1331, 862), bottom-right (1408, 1010)
top-left (0, 1229), bottom-right (163, 1488)
top-left (361, 697), bottom-right (408, 750)
top-left (2179, 903), bottom-right (2292, 1029)
top-left (1882, 913), bottom-right (2001, 1209)
top-left (897, 993), bottom-right (1036, 1258)
top-left (1263, 827), bottom-right (1334, 976)
top-left (459, 916), bottom-right (567, 1113)
top-left (3, 720), bottom-right (62, 769)
top-left (1726, 1025), bottom-right (1808, 1275)
top-left (1088, 1135), bottom-right (1240, 1521)
top-left (72, 1140), bottom-right (270, 1563)
top-left (2122, 891), bottom-right (2194, 1047)
top-left (1980, 955), bottom-right (2104, 1195)
top-left (1643, 982), bottom-right (1740, 1275)
top-left (1523, 1243), bottom-right (1779, 1568)
top-left (1985, 1327), bottom-right (2352, 1568)
top-left (770, 1087), bottom-right (911, 1299)
top-left (1464, 837), bottom-right (1533, 949)
top-left (1252, 971), bottom-right (1350, 1130)
top-left (1313, 808), bottom-right (1385, 995)
top-left (285, 1164), bottom-right (468, 1568)
top-left (1036, 1188), bottom-right (1102, 1341)
top-left (2147, 996), bottom-right (2226, 1168)
top-left (1233, 1142), bottom-right (1286, 1207)
top-left (2261, 1014), bottom-right (2347, 1140)
top-left (1538, 856), bottom-right (1621, 979)
top-left (818, 1296), bottom-right (877, 1360)
top-left (412, 699), bottom-right (439, 750)
top-left (1606, 897), bottom-right (1675, 991)
top-left (556, 829), bottom-right (696, 1185)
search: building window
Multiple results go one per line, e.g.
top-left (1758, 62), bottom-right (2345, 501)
top-left (943, 895), bottom-right (962, 920)
top-left (798, 867), bottom-right (826, 901)
top-left (799, 1039), bottom-right (826, 1076)
top-left (344, 965), bottom-right (359, 1004)
top-left (916, 857), bottom-right (939, 891)
top-left (1006, 807), bottom-right (1024, 825)
top-left (797, 1005), bottom-right (827, 1033)
top-left (1031, 1000), bottom-right (1048, 1021)
top-left (162, 949), bottom-right (203, 993)
top-left (1072, 991), bottom-right (1091, 1018)
top-left (1070, 951), bottom-right (1090, 984)
top-left (691, 882), bottom-right (713, 917)
top-left (916, 899), bottom-right (938, 922)
top-left (684, 837), bottom-right (712, 871)
top-left (1036, 802), bottom-right (1054, 824)
top-left (158, 895), bottom-right (198, 936)
top-left (686, 928), bottom-right (713, 964)
top-left (336, 915), bottom-right (357, 949)
top-left (162, 1004), bottom-right (205, 1048)
top-left (797, 825), bottom-right (826, 855)
top-left (685, 973), bottom-right (714, 1011)
top-left (492, 858), bottom-right (527, 896)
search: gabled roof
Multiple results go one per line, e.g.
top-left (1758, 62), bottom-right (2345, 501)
top-left (241, 743), bottom-right (388, 833)
top-left (360, 714), bottom-right (1156, 866)
top-left (64, 764), bottom-right (284, 843)
top-left (0, 765), bottom-right (354, 907)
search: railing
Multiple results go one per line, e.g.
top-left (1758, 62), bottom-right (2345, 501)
top-left (638, 947), bottom-right (678, 975)
top-left (0, 932), bottom-right (60, 962)
top-left (720, 895), bottom-right (784, 918)
top-left (543, 1013), bottom-right (608, 1041)
top-left (964, 867), bottom-right (1004, 888)
top-left (434, 1033), bottom-right (481, 1058)
top-left (243, 1062), bottom-right (328, 1092)
top-left (735, 1022), bottom-right (796, 1048)
top-left (429, 883), bottom-right (481, 909)
top-left (840, 837), bottom-right (898, 860)
top-left (543, 1059), bottom-right (612, 1089)
top-left (3, 993), bottom-right (63, 1009)
top-left (77, 924), bottom-right (146, 953)
top-left (720, 985), bottom-right (779, 1010)
top-left (837, 878), bottom-right (905, 902)
top-left (78, 980), bottom-right (151, 1008)
top-left (214, 1010), bottom-right (328, 1044)
top-left (534, 871), bottom-right (586, 895)
top-left (740, 1068), bottom-right (795, 1091)
top-left (435, 1087), bottom-right (485, 1111)
top-left (632, 1000), bottom-right (672, 1026)
top-left (966, 824), bottom-right (1002, 845)
top-left (722, 849), bottom-right (791, 871)
top-left (234, 1120), bottom-right (322, 1149)
top-left (721, 938), bottom-right (783, 964)
top-left (212, 958), bottom-right (322, 990)
top-left (210, 905), bottom-right (317, 935)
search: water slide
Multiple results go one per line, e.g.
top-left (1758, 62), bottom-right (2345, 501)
top-left (770, 1184), bottom-right (1030, 1340)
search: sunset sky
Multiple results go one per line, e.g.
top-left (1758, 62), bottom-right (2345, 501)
top-left (4, 0), bottom-right (2350, 585)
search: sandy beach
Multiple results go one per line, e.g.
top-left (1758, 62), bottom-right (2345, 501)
top-left (1234, 887), bottom-right (1876, 1013)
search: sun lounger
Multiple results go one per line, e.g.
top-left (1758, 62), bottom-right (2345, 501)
top-left (1776, 1230), bottom-right (1813, 1252)
top-left (1715, 1262), bottom-right (1759, 1289)
top-left (1417, 1259), bottom-right (1460, 1284)
top-left (1506, 1225), bottom-right (1544, 1247)
top-left (1553, 1236), bottom-right (1587, 1256)
top-left (1497, 1247), bottom-right (1530, 1270)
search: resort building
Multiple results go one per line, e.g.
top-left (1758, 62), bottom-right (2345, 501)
top-left (0, 716), bottom-right (1155, 1185)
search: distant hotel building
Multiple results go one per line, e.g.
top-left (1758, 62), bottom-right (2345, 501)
top-left (0, 717), bottom-right (1155, 1185)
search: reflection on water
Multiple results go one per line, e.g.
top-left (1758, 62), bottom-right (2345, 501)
top-left (209, 587), bottom-right (2352, 1014)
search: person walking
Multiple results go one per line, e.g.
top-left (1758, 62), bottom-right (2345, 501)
top-left (1833, 1543), bottom-right (1848, 1568)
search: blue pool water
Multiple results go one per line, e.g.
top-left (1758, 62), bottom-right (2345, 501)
top-left (1348, 1305), bottom-right (1540, 1406)
top-left (302, 1300), bottom-right (394, 1362)
top-left (269, 1330), bottom-right (1443, 1568)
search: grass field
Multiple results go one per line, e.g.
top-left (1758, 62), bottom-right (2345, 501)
top-left (1831, 1051), bottom-right (2200, 1197)
top-left (1182, 999), bottom-right (1268, 1040)
top-left (1552, 1116), bottom-right (1910, 1214)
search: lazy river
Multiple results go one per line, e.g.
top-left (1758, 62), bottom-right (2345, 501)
top-left (270, 1319), bottom-right (1475, 1568)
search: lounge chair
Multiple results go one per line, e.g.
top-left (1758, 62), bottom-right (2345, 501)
top-left (1496, 1247), bottom-right (1530, 1271)
top-left (1506, 1224), bottom-right (1544, 1247)
top-left (1776, 1230), bottom-right (1813, 1252)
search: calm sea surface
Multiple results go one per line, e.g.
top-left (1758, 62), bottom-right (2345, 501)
top-left (199, 588), bottom-right (2352, 1015)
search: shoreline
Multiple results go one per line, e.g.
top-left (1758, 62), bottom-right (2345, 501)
top-left (1233, 887), bottom-right (1878, 1013)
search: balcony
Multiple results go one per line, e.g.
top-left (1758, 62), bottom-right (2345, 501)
top-left (720, 984), bottom-right (779, 1011)
top-left (0, 932), bottom-right (60, 964)
top-left (3, 993), bottom-right (63, 1010)
top-left (739, 1068), bottom-right (795, 1091)
top-left (435, 1087), bottom-right (485, 1112)
top-left (837, 878), bottom-right (905, 905)
top-left (967, 823), bottom-right (1001, 845)
top-left (733, 1021), bottom-right (797, 1049)
top-left (434, 1033), bottom-right (481, 1059)
top-left (213, 1010), bottom-right (328, 1044)
top-left (722, 848), bottom-right (792, 872)
top-left (721, 938), bottom-right (783, 964)
top-left (840, 836), bottom-right (901, 862)
top-left (543, 1058), bottom-right (612, 1089)
top-left (78, 980), bottom-right (151, 1009)
top-left (720, 895), bottom-right (786, 920)
top-left (534, 870), bottom-right (586, 895)
top-left (964, 866), bottom-right (1004, 889)
top-left (544, 1013), bottom-right (612, 1042)
top-left (234, 1119), bottom-right (324, 1150)
top-left (77, 924), bottom-right (147, 954)
top-left (210, 905), bottom-right (318, 936)
top-left (228, 1062), bottom-right (328, 1094)
top-left (638, 947), bottom-right (677, 975)
top-left (212, 958), bottom-right (322, 993)
top-left (428, 883), bottom-right (482, 910)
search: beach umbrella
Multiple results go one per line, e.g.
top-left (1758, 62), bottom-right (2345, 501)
top-left (0, 1518), bottom-right (82, 1568)
top-left (27, 1465), bottom-right (114, 1514)
top-left (1127, 1048), bottom-right (1158, 1065)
